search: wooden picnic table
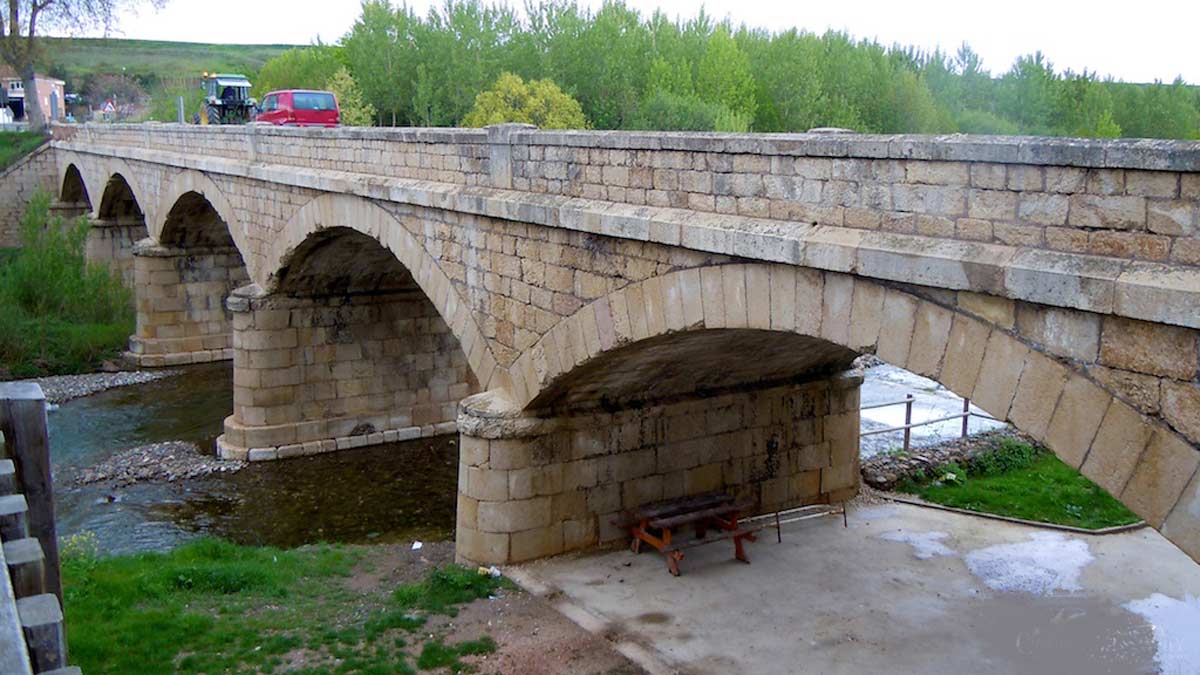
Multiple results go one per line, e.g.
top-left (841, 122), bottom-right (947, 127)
top-left (619, 491), bottom-right (772, 576)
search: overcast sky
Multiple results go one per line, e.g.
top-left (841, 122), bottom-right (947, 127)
top-left (94, 0), bottom-right (1198, 84)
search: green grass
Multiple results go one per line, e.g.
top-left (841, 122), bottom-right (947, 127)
top-left (0, 131), bottom-right (47, 171)
top-left (0, 193), bottom-right (133, 379)
top-left (39, 37), bottom-right (297, 85)
top-left (897, 438), bottom-right (1141, 530)
top-left (62, 534), bottom-right (504, 674)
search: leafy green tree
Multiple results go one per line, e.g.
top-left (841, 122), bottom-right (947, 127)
top-left (255, 46), bottom-right (343, 95)
top-left (343, 0), bottom-right (418, 125)
top-left (325, 67), bottom-right (376, 126)
top-left (695, 25), bottom-right (756, 120)
top-left (461, 72), bottom-right (587, 129)
top-left (630, 90), bottom-right (722, 130)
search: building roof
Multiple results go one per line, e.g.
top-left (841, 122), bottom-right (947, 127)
top-left (0, 64), bottom-right (65, 85)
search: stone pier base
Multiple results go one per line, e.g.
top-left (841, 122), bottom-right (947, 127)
top-left (217, 284), bottom-right (477, 461)
top-left (455, 370), bottom-right (863, 566)
top-left (84, 217), bottom-right (147, 287)
top-left (125, 238), bottom-right (248, 367)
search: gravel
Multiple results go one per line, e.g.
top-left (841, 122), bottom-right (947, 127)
top-left (20, 369), bottom-right (179, 404)
top-left (71, 441), bottom-right (246, 487)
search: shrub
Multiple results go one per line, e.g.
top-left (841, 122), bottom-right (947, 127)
top-left (967, 438), bottom-right (1042, 476)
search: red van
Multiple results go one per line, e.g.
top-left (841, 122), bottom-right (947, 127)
top-left (256, 90), bottom-right (340, 127)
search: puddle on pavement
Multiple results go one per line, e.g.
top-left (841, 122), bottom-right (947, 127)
top-left (970, 595), bottom-right (1158, 675)
top-left (636, 612), bottom-right (673, 625)
top-left (45, 363), bottom-right (459, 555)
top-left (1124, 594), bottom-right (1200, 675)
top-left (965, 532), bottom-right (1094, 595)
top-left (877, 529), bottom-right (955, 559)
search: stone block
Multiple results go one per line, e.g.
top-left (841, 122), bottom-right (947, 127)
top-left (700, 265), bottom-right (726, 329)
top-left (1124, 170), bottom-right (1179, 197)
top-left (1080, 400), bottom-right (1153, 497)
top-left (1017, 193), bottom-right (1069, 225)
top-left (1162, 380), bottom-right (1200, 445)
top-left (745, 266), bottom-right (772, 329)
top-left (906, 301), bottom-right (954, 378)
top-left (876, 290), bottom-right (919, 366)
top-left (820, 274), bottom-right (854, 346)
top-left (510, 524), bottom-right (564, 562)
top-left (563, 517), bottom-right (598, 550)
top-left (477, 497), bottom-right (552, 533)
top-left (967, 189), bottom-right (1017, 220)
top-left (971, 332), bottom-right (1030, 420)
top-left (1087, 365), bottom-right (1162, 415)
top-left (848, 281), bottom-right (886, 351)
top-left (466, 466), bottom-right (509, 501)
top-left (1120, 430), bottom-right (1200, 527)
top-left (940, 314), bottom-right (990, 397)
top-left (721, 265), bottom-right (749, 328)
top-left (1161, 470), bottom-right (1200, 564)
top-left (508, 464), bottom-right (563, 500)
top-left (1068, 194), bottom-right (1146, 230)
top-left (1147, 200), bottom-right (1195, 236)
top-left (956, 291), bottom-right (1015, 329)
top-left (1099, 316), bottom-right (1198, 379)
top-left (455, 526), bottom-right (509, 565)
top-left (1008, 351), bottom-right (1069, 441)
top-left (684, 463), bottom-right (723, 494)
top-left (1015, 305), bottom-right (1102, 363)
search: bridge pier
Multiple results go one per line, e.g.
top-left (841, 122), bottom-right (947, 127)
top-left (126, 238), bottom-right (248, 367)
top-left (454, 371), bottom-right (863, 566)
top-left (84, 216), bottom-right (147, 287)
top-left (216, 284), bottom-right (477, 461)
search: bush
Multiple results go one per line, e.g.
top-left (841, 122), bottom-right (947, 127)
top-left (967, 438), bottom-right (1042, 476)
top-left (0, 131), bottom-right (47, 171)
top-left (0, 193), bottom-right (133, 377)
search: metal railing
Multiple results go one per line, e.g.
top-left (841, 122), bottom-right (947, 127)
top-left (861, 394), bottom-right (1000, 453)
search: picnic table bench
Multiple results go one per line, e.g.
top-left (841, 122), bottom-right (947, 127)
top-left (617, 491), bottom-right (779, 576)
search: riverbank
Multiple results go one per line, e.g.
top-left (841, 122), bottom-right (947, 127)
top-left (18, 368), bottom-right (179, 404)
top-left (70, 440), bottom-right (245, 486)
top-left (62, 537), bottom-right (641, 674)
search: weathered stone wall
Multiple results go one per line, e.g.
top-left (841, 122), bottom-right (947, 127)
top-left (0, 145), bottom-right (56, 247)
top-left (218, 286), bottom-right (477, 460)
top-left (455, 372), bottom-right (862, 565)
top-left (127, 241), bottom-right (249, 366)
top-left (64, 125), bottom-right (1200, 267)
top-left (85, 219), bottom-right (148, 286)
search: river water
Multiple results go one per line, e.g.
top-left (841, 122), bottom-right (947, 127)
top-left (47, 363), bottom-right (459, 555)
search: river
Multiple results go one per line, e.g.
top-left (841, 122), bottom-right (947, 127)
top-left (47, 363), bottom-right (459, 555)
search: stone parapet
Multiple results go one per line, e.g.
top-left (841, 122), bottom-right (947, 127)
top-left (454, 372), bottom-right (863, 566)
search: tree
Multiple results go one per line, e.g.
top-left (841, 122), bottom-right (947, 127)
top-left (255, 46), bottom-right (343, 95)
top-left (461, 72), bottom-right (587, 129)
top-left (0, 0), bottom-right (164, 130)
top-left (325, 67), bottom-right (375, 126)
top-left (695, 25), bottom-right (756, 120)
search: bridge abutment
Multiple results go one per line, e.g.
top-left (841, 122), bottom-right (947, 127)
top-left (217, 284), bottom-right (477, 461)
top-left (126, 238), bottom-right (247, 366)
top-left (455, 371), bottom-right (863, 566)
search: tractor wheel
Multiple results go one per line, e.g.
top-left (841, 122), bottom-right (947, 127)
top-left (206, 105), bottom-right (221, 125)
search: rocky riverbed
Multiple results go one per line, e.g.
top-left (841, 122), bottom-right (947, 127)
top-left (25, 369), bottom-right (179, 404)
top-left (71, 441), bottom-right (245, 487)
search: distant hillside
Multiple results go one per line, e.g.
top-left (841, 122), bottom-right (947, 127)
top-left (37, 37), bottom-right (299, 90)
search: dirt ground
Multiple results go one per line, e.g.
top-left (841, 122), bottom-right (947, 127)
top-left (348, 541), bottom-right (643, 675)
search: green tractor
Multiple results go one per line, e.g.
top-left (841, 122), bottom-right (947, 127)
top-left (195, 72), bottom-right (257, 125)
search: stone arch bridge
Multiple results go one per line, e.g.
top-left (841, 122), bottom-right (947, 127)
top-left (46, 123), bottom-right (1200, 566)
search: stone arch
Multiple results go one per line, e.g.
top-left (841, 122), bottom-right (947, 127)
top-left (505, 262), bottom-right (1199, 559)
top-left (92, 158), bottom-right (148, 222)
top-left (153, 170), bottom-right (251, 257)
top-left (96, 172), bottom-right (145, 222)
top-left (59, 163), bottom-right (92, 209)
top-left (264, 193), bottom-right (502, 390)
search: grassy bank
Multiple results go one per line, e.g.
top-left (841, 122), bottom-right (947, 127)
top-left (0, 131), bottom-right (47, 171)
top-left (897, 437), bottom-right (1140, 530)
top-left (0, 194), bottom-right (133, 379)
top-left (62, 536), bottom-right (503, 673)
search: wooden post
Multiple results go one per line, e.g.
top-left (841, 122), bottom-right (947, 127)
top-left (962, 398), bottom-right (970, 438)
top-left (903, 394), bottom-right (913, 453)
top-left (0, 383), bottom-right (60, 603)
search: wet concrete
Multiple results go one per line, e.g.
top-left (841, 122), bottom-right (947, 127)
top-left (518, 503), bottom-right (1200, 675)
top-left (45, 363), bottom-right (459, 555)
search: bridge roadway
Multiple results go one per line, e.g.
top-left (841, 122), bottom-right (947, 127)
top-left (45, 122), bottom-right (1200, 566)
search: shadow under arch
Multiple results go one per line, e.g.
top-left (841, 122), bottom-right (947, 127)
top-left (263, 193), bottom-right (501, 391)
top-left (59, 163), bottom-right (91, 210)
